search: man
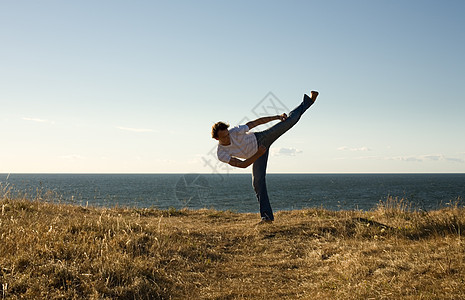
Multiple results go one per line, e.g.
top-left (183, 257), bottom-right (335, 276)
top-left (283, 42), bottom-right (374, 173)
top-left (211, 91), bottom-right (319, 223)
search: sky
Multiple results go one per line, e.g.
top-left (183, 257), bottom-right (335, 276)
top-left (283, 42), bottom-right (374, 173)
top-left (1, 0), bottom-right (464, 174)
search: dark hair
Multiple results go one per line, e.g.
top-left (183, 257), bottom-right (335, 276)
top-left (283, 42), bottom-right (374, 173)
top-left (211, 121), bottom-right (229, 139)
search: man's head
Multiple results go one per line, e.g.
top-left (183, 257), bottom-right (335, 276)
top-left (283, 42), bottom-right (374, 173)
top-left (211, 121), bottom-right (230, 144)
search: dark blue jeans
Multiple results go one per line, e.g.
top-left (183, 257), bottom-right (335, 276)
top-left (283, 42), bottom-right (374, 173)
top-left (252, 94), bottom-right (315, 220)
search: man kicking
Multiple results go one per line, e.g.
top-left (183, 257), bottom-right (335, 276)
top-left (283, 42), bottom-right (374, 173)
top-left (211, 91), bottom-right (319, 223)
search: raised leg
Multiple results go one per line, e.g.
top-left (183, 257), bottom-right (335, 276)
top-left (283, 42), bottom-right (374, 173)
top-left (255, 91), bottom-right (318, 148)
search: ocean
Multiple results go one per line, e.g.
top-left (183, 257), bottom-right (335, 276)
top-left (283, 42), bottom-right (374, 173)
top-left (1, 173), bottom-right (464, 213)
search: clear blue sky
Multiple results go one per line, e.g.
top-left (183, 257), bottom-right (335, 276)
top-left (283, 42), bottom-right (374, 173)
top-left (1, 0), bottom-right (464, 173)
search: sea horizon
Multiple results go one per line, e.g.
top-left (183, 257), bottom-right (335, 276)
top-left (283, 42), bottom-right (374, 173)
top-left (1, 173), bottom-right (464, 213)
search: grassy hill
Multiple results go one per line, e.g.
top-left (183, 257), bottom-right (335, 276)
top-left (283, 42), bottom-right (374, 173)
top-left (1, 194), bottom-right (464, 299)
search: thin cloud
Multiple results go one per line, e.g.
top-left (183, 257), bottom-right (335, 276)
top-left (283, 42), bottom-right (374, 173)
top-left (395, 156), bottom-right (423, 162)
top-left (419, 154), bottom-right (464, 163)
top-left (345, 154), bottom-right (464, 163)
top-left (272, 147), bottom-right (303, 156)
top-left (116, 126), bottom-right (154, 133)
top-left (22, 117), bottom-right (55, 124)
top-left (445, 157), bottom-right (464, 163)
top-left (337, 146), bottom-right (371, 152)
top-left (422, 155), bottom-right (441, 161)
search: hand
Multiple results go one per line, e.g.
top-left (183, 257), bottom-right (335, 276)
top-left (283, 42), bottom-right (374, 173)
top-left (257, 145), bottom-right (267, 155)
top-left (279, 113), bottom-right (288, 121)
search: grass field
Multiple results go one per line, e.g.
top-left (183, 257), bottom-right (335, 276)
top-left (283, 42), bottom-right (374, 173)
top-left (1, 192), bottom-right (464, 299)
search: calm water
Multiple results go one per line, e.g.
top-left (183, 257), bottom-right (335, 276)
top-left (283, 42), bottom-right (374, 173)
top-left (1, 173), bottom-right (464, 212)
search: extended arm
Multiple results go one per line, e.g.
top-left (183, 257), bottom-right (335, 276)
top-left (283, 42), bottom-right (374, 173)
top-left (228, 145), bottom-right (267, 168)
top-left (246, 113), bottom-right (287, 130)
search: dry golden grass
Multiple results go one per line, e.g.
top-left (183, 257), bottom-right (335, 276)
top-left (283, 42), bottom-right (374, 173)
top-left (1, 194), bottom-right (464, 299)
